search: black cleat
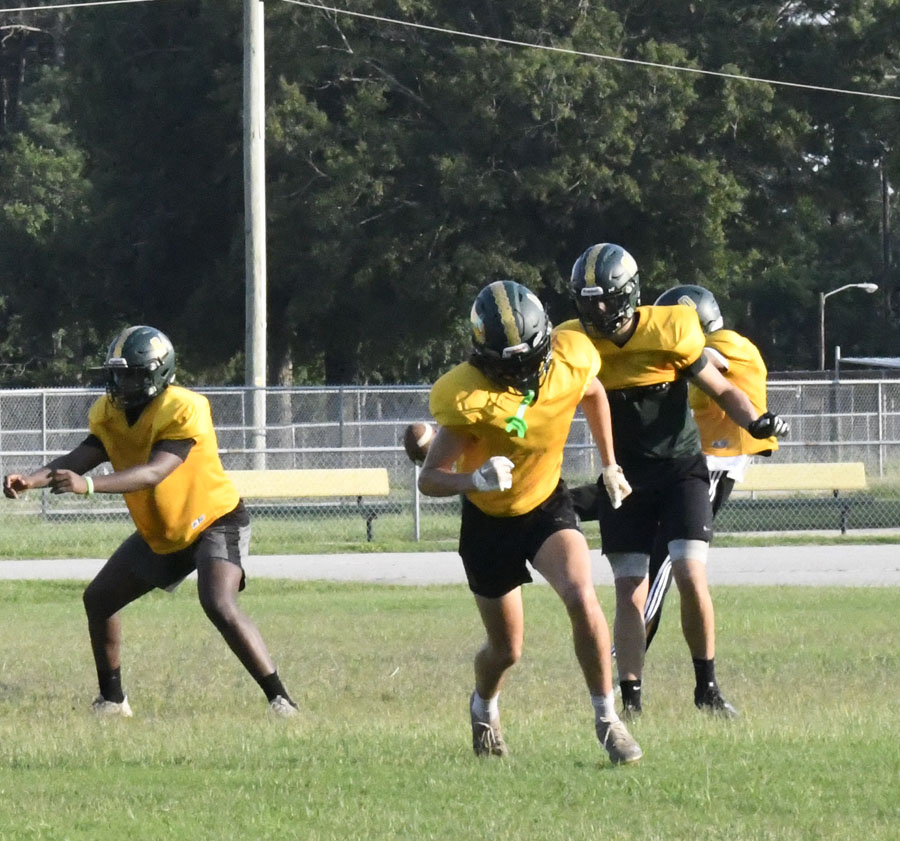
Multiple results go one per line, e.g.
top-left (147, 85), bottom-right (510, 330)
top-left (622, 700), bottom-right (642, 721)
top-left (695, 685), bottom-right (739, 718)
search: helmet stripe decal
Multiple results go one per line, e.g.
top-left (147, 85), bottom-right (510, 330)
top-left (492, 282), bottom-right (522, 347)
top-left (583, 244), bottom-right (606, 288)
top-left (111, 326), bottom-right (141, 360)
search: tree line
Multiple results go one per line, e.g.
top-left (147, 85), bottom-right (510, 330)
top-left (0, 0), bottom-right (898, 386)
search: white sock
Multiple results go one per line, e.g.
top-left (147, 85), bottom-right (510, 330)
top-left (472, 689), bottom-right (499, 719)
top-left (591, 691), bottom-right (620, 723)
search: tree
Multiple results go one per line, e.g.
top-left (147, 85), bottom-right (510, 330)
top-left (0, 10), bottom-right (101, 385)
top-left (1, 1), bottom-right (898, 384)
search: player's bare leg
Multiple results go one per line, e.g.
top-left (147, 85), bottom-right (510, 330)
top-left (533, 530), bottom-right (642, 764)
top-left (672, 555), bottom-right (738, 717)
top-left (82, 554), bottom-right (155, 716)
top-left (613, 576), bottom-right (649, 681)
top-left (532, 529), bottom-right (613, 694)
top-left (196, 558), bottom-right (297, 715)
top-left (671, 558), bottom-right (715, 658)
top-left (469, 588), bottom-right (523, 756)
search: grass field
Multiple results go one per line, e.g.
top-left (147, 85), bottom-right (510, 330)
top-left (1, 580), bottom-right (898, 840)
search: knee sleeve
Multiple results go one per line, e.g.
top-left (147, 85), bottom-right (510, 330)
top-left (668, 539), bottom-right (709, 565)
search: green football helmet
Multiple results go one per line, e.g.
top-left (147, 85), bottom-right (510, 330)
top-left (103, 325), bottom-right (176, 409)
top-left (469, 280), bottom-right (553, 396)
top-left (654, 284), bottom-right (724, 333)
top-left (570, 243), bottom-right (641, 337)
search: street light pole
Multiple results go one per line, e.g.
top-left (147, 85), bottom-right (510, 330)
top-left (818, 283), bottom-right (879, 371)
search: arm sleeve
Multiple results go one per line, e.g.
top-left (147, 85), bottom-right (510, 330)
top-left (681, 349), bottom-right (709, 379)
top-left (151, 438), bottom-right (195, 461)
top-left (80, 434), bottom-right (109, 461)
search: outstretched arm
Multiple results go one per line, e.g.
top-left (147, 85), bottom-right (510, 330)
top-left (692, 362), bottom-right (788, 438)
top-left (4, 442), bottom-right (106, 499)
top-left (47, 448), bottom-right (186, 496)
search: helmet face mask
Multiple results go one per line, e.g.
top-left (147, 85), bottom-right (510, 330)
top-left (570, 243), bottom-right (640, 337)
top-left (104, 326), bottom-right (176, 410)
top-left (469, 280), bottom-right (553, 396)
top-left (576, 284), bottom-right (639, 336)
top-left (653, 284), bottom-right (723, 333)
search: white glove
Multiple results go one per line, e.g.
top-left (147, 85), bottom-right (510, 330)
top-left (601, 464), bottom-right (632, 510)
top-left (472, 457), bottom-right (515, 492)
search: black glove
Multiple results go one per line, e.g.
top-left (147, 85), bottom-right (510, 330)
top-left (748, 412), bottom-right (789, 439)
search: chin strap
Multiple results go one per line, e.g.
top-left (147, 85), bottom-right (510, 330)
top-left (504, 389), bottom-right (535, 438)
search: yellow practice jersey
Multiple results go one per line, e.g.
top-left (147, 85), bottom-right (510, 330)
top-left (429, 329), bottom-right (600, 517)
top-left (88, 386), bottom-right (239, 553)
top-left (690, 329), bottom-right (778, 456)
top-left (557, 306), bottom-right (706, 462)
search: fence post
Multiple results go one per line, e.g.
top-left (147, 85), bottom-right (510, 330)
top-left (413, 463), bottom-right (422, 541)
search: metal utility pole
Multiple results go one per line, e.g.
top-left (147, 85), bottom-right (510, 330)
top-left (244, 0), bottom-right (267, 467)
top-left (881, 149), bottom-right (892, 298)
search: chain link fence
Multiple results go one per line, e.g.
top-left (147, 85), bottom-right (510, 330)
top-left (1, 380), bottom-right (899, 556)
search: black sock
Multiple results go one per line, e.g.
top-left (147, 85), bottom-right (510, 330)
top-left (257, 671), bottom-right (295, 705)
top-left (98, 667), bottom-right (125, 703)
top-left (620, 679), bottom-right (642, 710)
top-left (692, 657), bottom-right (717, 696)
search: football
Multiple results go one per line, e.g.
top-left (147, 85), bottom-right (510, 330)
top-left (403, 421), bottom-right (435, 465)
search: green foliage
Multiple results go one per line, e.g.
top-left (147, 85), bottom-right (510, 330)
top-left (0, 1), bottom-right (897, 384)
top-left (0, 61), bottom-right (100, 385)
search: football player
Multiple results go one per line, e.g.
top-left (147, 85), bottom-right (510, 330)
top-left (642, 285), bottom-right (779, 650)
top-left (562, 244), bottom-right (788, 719)
top-left (3, 326), bottom-right (297, 718)
top-left (418, 280), bottom-right (642, 765)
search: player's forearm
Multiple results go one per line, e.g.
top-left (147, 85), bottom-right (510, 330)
top-left (581, 386), bottom-right (619, 467)
top-left (714, 386), bottom-right (760, 430)
top-left (18, 451), bottom-right (97, 489)
top-left (418, 467), bottom-right (477, 497)
top-left (90, 464), bottom-right (171, 494)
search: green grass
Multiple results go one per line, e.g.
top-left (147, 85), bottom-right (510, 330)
top-left (1, 581), bottom-right (898, 840)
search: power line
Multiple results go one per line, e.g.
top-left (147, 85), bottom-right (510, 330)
top-left (0, 0), bottom-right (171, 13)
top-left (280, 0), bottom-right (900, 103)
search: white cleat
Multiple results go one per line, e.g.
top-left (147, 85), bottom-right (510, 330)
top-left (268, 695), bottom-right (299, 718)
top-left (596, 718), bottom-right (642, 765)
top-left (91, 695), bottom-right (133, 718)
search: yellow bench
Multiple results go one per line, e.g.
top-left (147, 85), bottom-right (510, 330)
top-left (739, 462), bottom-right (867, 493)
top-left (735, 461), bottom-right (867, 533)
top-left (228, 468), bottom-right (391, 541)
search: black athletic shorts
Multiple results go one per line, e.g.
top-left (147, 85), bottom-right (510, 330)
top-left (113, 501), bottom-right (251, 592)
top-left (458, 480), bottom-right (581, 599)
top-left (599, 454), bottom-right (713, 555)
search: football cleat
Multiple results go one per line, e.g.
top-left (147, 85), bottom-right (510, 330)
top-left (268, 695), bottom-right (299, 718)
top-left (596, 718), bottom-right (643, 765)
top-left (621, 700), bottom-right (643, 722)
top-left (91, 695), bottom-right (133, 718)
top-left (694, 685), bottom-right (739, 718)
top-left (469, 692), bottom-right (508, 757)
